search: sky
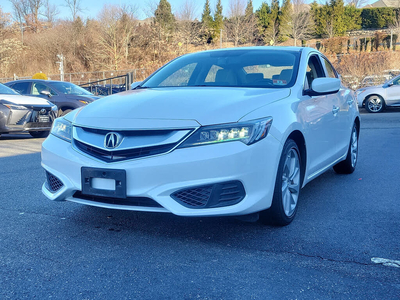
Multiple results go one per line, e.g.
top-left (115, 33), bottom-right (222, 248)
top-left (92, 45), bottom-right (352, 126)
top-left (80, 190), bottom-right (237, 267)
top-left (1, 0), bottom-right (376, 21)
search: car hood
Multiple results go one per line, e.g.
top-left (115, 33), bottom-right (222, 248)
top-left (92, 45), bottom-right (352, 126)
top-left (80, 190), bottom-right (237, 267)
top-left (0, 94), bottom-right (53, 106)
top-left (65, 94), bottom-right (101, 101)
top-left (359, 84), bottom-right (383, 91)
top-left (72, 87), bottom-right (290, 129)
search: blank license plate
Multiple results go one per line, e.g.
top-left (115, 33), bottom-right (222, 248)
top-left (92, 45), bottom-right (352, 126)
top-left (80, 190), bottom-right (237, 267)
top-left (39, 115), bottom-right (50, 123)
top-left (81, 167), bottom-right (126, 198)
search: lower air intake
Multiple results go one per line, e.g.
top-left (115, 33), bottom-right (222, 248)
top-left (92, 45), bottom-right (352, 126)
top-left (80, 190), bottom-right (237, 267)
top-left (171, 181), bottom-right (245, 209)
top-left (45, 171), bottom-right (64, 193)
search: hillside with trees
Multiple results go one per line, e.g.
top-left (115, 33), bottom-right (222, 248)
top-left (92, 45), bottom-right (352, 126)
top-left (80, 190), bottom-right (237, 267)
top-left (2, 0), bottom-right (400, 84)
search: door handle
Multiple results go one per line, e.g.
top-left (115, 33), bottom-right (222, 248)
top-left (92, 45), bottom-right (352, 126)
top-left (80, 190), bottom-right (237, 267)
top-left (332, 106), bottom-right (340, 115)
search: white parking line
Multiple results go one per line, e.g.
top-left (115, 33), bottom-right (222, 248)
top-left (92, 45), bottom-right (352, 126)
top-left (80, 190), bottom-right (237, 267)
top-left (371, 257), bottom-right (400, 268)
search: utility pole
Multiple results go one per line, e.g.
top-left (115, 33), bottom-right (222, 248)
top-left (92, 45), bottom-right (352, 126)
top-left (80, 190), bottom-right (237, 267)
top-left (20, 25), bottom-right (30, 44)
top-left (57, 54), bottom-right (65, 81)
top-left (390, 28), bottom-right (393, 51)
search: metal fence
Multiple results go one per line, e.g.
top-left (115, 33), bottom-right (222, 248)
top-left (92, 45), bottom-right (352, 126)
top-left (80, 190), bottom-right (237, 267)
top-left (0, 68), bottom-right (150, 85)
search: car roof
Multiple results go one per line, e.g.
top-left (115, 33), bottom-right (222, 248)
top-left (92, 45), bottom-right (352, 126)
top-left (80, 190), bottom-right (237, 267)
top-left (6, 79), bottom-right (65, 84)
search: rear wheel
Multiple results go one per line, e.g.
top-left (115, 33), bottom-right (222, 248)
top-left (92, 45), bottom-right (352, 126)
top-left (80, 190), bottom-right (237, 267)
top-left (29, 131), bottom-right (49, 138)
top-left (333, 123), bottom-right (358, 174)
top-left (365, 95), bottom-right (385, 113)
top-left (260, 139), bottom-right (301, 226)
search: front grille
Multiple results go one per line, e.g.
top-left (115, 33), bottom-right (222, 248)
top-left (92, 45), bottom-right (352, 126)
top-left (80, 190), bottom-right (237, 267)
top-left (46, 171), bottom-right (64, 193)
top-left (73, 192), bottom-right (163, 208)
top-left (74, 140), bottom-right (177, 163)
top-left (171, 181), bottom-right (246, 209)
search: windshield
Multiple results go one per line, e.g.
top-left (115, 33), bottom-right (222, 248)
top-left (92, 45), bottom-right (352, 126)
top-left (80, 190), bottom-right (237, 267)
top-left (141, 49), bottom-right (300, 89)
top-left (0, 83), bottom-right (19, 95)
top-left (49, 82), bottom-right (94, 96)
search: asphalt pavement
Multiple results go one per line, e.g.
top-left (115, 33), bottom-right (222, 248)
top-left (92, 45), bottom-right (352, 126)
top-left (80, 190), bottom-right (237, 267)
top-left (0, 108), bottom-right (399, 299)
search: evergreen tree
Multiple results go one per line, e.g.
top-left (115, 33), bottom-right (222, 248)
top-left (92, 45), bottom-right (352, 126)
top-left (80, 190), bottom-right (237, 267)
top-left (154, 0), bottom-right (175, 33)
top-left (201, 0), bottom-right (213, 27)
top-left (201, 0), bottom-right (213, 42)
top-left (279, 0), bottom-right (292, 41)
top-left (256, 2), bottom-right (271, 43)
top-left (244, 0), bottom-right (256, 44)
top-left (245, 0), bottom-right (254, 19)
top-left (213, 0), bottom-right (224, 40)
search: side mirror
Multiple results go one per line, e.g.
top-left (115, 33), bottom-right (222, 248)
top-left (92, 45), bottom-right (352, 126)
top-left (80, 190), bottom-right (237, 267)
top-left (304, 78), bottom-right (340, 96)
top-left (40, 90), bottom-right (52, 97)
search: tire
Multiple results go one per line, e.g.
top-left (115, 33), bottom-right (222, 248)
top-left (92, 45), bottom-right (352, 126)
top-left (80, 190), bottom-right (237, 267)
top-left (365, 95), bottom-right (385, 113)
top-left (333, 123), bottom-right (358, 174)
top-left (59, 109), bottom-right (72, 116)
top-left (29, 131), bottom-right (49, 138)
top-left (259, 139), bottom-right (302, 226)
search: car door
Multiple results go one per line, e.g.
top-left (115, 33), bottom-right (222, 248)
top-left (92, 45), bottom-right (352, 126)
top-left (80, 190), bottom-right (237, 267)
top-left (298, 54), bottom-right (339, 177)
top-left (31, 82), bottom-right (59, 105)
top-left (384, 76), bottom-right (400, 105)
top-left (321, 56), bottom-right (352, 157)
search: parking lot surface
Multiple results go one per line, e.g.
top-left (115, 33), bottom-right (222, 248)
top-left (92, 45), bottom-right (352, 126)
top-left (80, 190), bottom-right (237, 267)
top-left (0, 109), bottom-right (399, 299)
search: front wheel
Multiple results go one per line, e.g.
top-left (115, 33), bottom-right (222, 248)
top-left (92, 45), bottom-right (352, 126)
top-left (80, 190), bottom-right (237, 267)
top-left (333, 123), bottom-right (358, 174)
top-left (365, 95), bottom-right (385, 113)
top-left (29, 131), bottom-right (49, 138)
top-left (259, 139), bottom-right (302, 226)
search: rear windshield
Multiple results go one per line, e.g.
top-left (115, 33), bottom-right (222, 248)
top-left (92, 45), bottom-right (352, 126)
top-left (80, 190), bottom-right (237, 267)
top-left (141, 49), bottom-right (300, 89)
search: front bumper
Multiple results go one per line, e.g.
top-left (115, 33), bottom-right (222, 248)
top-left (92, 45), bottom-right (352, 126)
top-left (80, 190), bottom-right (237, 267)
top-left (0, 104), bottom-right (57, 133)
top-left (41, 133), bottom-right (282, 217)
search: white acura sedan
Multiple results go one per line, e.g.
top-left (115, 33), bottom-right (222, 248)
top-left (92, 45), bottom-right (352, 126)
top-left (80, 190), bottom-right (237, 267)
top-left (41, 47), bottom-right (360, 226)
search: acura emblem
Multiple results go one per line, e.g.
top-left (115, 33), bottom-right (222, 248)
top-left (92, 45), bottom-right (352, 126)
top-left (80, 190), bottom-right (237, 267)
top-left (104, 132), bottom-right (122, 149)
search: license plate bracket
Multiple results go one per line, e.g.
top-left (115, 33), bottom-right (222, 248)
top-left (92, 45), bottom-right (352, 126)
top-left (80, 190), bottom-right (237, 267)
top-left (81, 167), bottom-right (126, 199)
top-left (39, 115), bottom-right (50, 123)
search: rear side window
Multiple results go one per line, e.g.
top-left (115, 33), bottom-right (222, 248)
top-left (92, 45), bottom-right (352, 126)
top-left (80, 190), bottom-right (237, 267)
top-left (10, 82), bottom-right (30, 94)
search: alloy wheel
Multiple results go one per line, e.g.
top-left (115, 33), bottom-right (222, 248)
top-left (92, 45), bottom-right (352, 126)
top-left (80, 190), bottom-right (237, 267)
top-left (351, 126), bottom-right (358, 168)
top-left (281, 148), bottom-right (301, 217)
top-left (367, 97), bottom-right (383, 112)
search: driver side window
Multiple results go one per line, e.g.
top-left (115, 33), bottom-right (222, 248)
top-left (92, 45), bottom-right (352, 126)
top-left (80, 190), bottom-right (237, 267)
top-left (305, 55), bottom-right (325, 90)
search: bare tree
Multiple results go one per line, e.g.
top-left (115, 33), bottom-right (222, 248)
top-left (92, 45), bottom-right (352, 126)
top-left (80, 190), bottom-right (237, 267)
top-left (96, 4), bottom-right (138, 70)
top-left (9, 0), bottom-right (44, 32)
top-left (0, 7), bottom-right (23, 77)
top-left (176, 0), bottom-right (198, 21)
top-left (225, 0), bottom-right (247, 46)
top-left (346, 0), bottom-right (368, 8)
top-left (176, 0), bottom-right (200, 51)
top-left (64, 0), bottom-right (83, 21)
top-left (42, 0), bottom-right (59, 26)
top-left (290, 0), bottom-right (312, 46)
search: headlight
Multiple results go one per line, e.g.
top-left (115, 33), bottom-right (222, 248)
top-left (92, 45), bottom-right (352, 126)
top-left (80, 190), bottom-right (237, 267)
top-left (179, 117), bottom-right (273, 148)
top-left (51, 118), bottom-right (72, 142)
top-left (0, 99), bottom-right (25, 110)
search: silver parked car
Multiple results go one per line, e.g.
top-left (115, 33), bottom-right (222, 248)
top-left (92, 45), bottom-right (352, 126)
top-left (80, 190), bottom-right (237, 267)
top-left (357, 74), bottom-right (400, 113)
top-left (0, 83), bottom-right (57, 138)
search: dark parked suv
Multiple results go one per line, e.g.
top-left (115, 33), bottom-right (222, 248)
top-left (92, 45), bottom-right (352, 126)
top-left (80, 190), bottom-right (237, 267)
top-left (5, 79), bottom-right (100, 116)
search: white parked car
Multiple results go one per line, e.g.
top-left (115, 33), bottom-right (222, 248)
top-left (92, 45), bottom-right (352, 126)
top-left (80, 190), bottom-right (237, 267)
top-left (41, 47), bottom-right (360, 226)
top-left (357, 73), bottom-right (400, 113)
